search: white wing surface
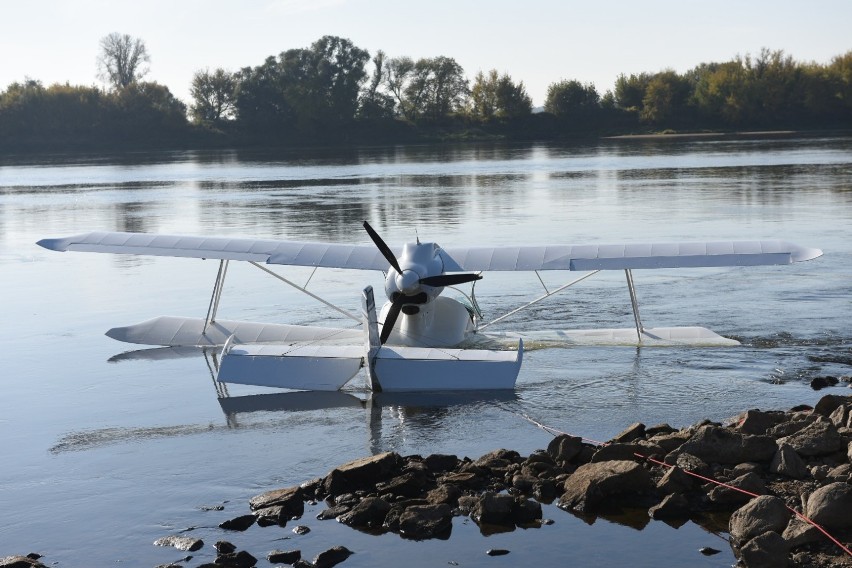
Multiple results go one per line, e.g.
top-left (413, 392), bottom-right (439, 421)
top-left (38, 231), bottom-right (821, 271)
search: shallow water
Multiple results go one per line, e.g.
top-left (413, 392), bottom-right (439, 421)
top-left (1, 137), bottom-right (851, 565)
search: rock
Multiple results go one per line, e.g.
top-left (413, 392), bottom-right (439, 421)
top-left (0, 557), bottom-right (47, 568)
top-left (486, 549), bottom-right (510, 556)
top-left (647, 431), bottom-right (690, 453)
top-left (423, 454), bottom-right (459, 473)
top-left (215, 541), bottom-right (236, 554)
top-left (153, 535), bottom-right (204, 552)
top-left (590, 442), bottom-right (662, 463)
top-left (546, 434), bottom-right (583, 463)
top-left (510, 472), bottom-right (538, 493)
top-left (313, 545), bottom-right (354, 568)
top-left (292, 525), bottom-right (310, 535)
top-left (829, 403), bottom-right (850, 427)
top-left (827, 463), bottom-right (852, 482)
top-left (736, 531), bottom-right (789, 568)
top-left (610, 422), bottom-right (646, 443)
top-left (777, 419), bottom-right (843, 456)
top-left (376, 472), bottom-right (426, 498)
top-left (708, 472), bottom-right (766, 506)
top-left (813, 394), bottom-right (850, 416)
top-left (316, 504), bottom-right (351, 520)
top-left (268, 549), bottom-right (301, 564)
top-left (698, 547), bottom-right (721, 556)
top-left (656, 466), bottom-right (694, 494)
top-left (782, 518), bottom-right (823, 549)
top-left (677, 425), bottom-right (777, 464)
top-left (558, 460), bottom-right (652, 514)
top-left (532, 479), bottom-right (558, 502)
top-left (249, 485), bottom-right (304, 519)
top-left (337, 496), bottom-right (391, 529)
top-left (672, 453), bottom-right (711, 476)
top-left (425, 484), bottom-right (461, 506)
top-left (323, 452), bottom-right (402, 496)
top-left (769, 443), bottom-right (809, 479)
top-left (438, 471), bottom-right (484, 489)
top-left (728, 495), bottom-right (790, 545)
top-left (398, 504), bottom-right (453, 538)
top-left (804, 481), bottom-right (852, 529)
top-left (737, 409), bottom-right (788, 435)
top-left (848, 440), bottom-right (852, 463)
top-left (512, 497), bottom-right (542, 524)
top-left (214, 550), bottom-right (257, 568)
top-left (811, 376), bottom-right (839, 390)
top-left (472, 492), bottom-right (515, 525)
top-left (648, 493), bottom-right (690, 520)
top-left (218, 514), bottom-right (256, 531)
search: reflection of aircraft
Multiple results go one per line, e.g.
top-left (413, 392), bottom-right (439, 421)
top-left (38, 223), bottom-right (821, 392)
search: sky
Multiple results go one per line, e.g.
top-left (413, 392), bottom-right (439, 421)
top-left (1, 0), bottom-right (850, 107)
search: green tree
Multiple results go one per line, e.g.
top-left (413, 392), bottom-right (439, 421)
top-left (359, 50), bottom-right (395, 119)
top-left (545, 80), bottom-right (599, 117)
top-left (614, 73), bottom-right (651, 110)
top-left (403, 56), bottom-right (468, 121)
top-left (471, 69), bottom-right (532, 121)
top-left (190, 68), bottom-right (236, 125)
top-left (97, 33), bottom-right (150, 89)
top-left (640, 70), bottom-right (692, 125)
top-left (383, 56), bottom-right (415, 119)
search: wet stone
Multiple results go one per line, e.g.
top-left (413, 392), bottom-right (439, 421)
top-left (153, 536), bottom-right (204, 552)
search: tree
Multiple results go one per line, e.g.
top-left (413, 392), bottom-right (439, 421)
top-left (401, 56), bottom-right (468, 121)
top-left (545, 80), bottom-right (599, 117)
top-left (190, 68), bottom-right (236, 125)
top-left (97, 33), bottom-right (150, 89)
top-left (383, 56), bottom-right (415, 119)
top-left (614, 73), bottom-right (651, 110)
top-left (470, 69), bottom-right (531, 121)
top-left (359, 50), bottom-right (395, 119)
top-left (640, 70), bottom-right (692, 125)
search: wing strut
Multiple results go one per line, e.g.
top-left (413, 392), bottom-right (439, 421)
top-left (478, 270), bottom-right (601, 331)
top-left (625, 269), bottom-right (644, 342)
top-left (204, 260), bottom-right (230, 334)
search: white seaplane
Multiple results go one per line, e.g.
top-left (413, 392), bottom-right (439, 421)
top-left (37, 223), bottom-right (822, 392)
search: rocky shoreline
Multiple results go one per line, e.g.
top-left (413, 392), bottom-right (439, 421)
top-left (4, 394), bottom-right (852, 568)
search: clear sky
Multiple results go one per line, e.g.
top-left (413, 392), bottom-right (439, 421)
top-left (1, 0), bottom-right (850, 107)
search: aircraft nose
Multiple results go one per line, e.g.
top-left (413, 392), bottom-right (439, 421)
top-left (396, 270), bottom-right (420, 294)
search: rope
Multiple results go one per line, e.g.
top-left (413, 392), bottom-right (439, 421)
top-left (505, 409), bottom-right (852, 559)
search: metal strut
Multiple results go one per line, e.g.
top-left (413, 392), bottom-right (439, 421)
top-left (204, 259), bottom-right (229, 333)
top-left (625, 269), bottom-right (644, 342)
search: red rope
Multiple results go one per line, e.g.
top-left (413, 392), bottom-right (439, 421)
top-left (514, 411), bottom-right (852, 559)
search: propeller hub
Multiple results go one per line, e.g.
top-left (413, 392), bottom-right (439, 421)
top-left (396, 270), bottom-right (421, 294)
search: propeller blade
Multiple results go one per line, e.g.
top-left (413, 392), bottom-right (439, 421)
top-left (363, 220), bottom-right (402, 274)
top-left (419, 273), bottom-right (483, 287)
top-left (380, 297), bottom-right (404, 344)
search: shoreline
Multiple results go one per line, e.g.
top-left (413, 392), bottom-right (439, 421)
top-left (6, 394), bottom-right (850, 568)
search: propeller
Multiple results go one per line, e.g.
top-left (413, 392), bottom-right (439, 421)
top-left (362, 220), bottom-right (482, 344)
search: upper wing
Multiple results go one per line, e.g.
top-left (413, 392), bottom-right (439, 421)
top-left (37, 231), bottom-right (390, 270)
top-left (438, 240), bottom-right (823, 271)
top-left (38, 231), bottom-right (822, 272)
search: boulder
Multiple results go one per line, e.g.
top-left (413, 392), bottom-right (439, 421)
top-left (218, 514), bottom-right (256, 532)
top-left (546, 434), bottom-right (583, 463)
top-left (647, 431), bottom-right (690, 453)
top-left (313, 546), bottom-right (354, 568)
top-left (782, 518), bottom-right (823, 549)
top-left (316, 503), bottom-right (351, 520)
top-left (590, 442), bottom-right (661, 463)
top-left (323, 452), bottom-right (402, 495)
top-left (769, 443), bottom-right (809, 479)
top-left (677, 425), bottom-right (776, 465)
top-left (249, 485), bottom-right (304, 518)
top-left (777, 420), bottom-right (843, 456)
top-left (268, 550), bottom-right (301, 564)
top-left (337, 496), bottom-right (391, 529)
top-left (215, 541), bottom-right (236, 554)
top-left (423, 454), bottom-right (459, 473)
top-left (656, 466), bottom-right (693, 494)
top-left (558, 460), bottom-right (652, 514)
top-left (425, 484), bottom-right (461, 506)
top-left (512, 497), bottom-right (542, 524)
top-left (153, 535), bottom-right (204, 552)
top-left (610, 422), bottom-right (646, 443)
top-left (0, 557), bottom-right (47, 568)
top-left (648, 493), bottom-right (690, 520)
top-left (375, 472), bottom-right (426, 498)
top-left (728, 495), bottom-right (790, 545)
top-left (213, 550), bottom-right (257, 568)
top-left (672, 453), bottom-right (711, 477)
top-left (736, 531), bottom-right (789, 568)
top-left (737, 409), bottom-right (788, 435)
top-left (804, 481), bottom-right (852, 530)
top-left (813, 394), bottom-right (850, 416)
top-left (829, 404), bottom-right (849, 427)
top-left (707, 472), bottom-right (765, 506)
top-left (472, 492), bottom-right (515, 525)
top-left (398, 504), bottom-right (453, 539)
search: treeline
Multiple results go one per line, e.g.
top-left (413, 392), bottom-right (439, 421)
top-left (1, 35), bottom-right (851, 153)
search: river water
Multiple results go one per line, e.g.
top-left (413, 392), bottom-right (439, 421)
top-left (1, 137), bottom-right (850, 566)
